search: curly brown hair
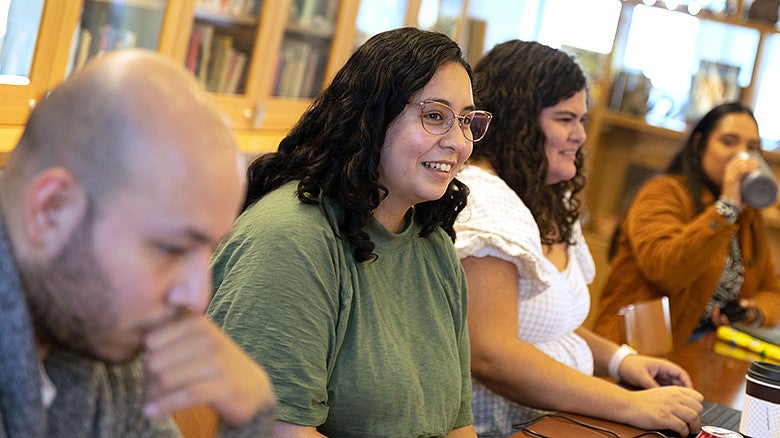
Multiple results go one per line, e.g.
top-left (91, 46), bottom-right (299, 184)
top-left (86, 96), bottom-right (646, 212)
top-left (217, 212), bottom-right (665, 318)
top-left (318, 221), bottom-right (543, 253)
top-left (244, 27), bottom-right (472, 262)
top-left (471, 40), bottom-right (587, 247)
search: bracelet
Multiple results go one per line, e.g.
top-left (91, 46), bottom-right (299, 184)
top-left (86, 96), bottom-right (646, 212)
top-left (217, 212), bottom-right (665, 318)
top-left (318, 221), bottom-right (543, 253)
top-left (608, 344), bottom-right (638, 381)
top-left (715, 196), bottom-right (740, 224)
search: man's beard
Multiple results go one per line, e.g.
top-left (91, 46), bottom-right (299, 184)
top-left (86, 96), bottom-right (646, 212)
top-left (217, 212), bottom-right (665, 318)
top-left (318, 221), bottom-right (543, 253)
top-left (19, 208), bottom-right (122, 362)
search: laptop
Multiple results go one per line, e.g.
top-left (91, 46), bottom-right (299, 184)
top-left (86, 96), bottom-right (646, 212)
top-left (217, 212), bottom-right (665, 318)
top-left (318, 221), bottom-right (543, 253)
top-left (695, 400), bottom-right (743, 436)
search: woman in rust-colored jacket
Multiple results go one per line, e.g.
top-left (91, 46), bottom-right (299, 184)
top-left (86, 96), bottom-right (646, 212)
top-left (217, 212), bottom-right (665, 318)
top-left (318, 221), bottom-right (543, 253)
top-left (594, 102), bottom-right (780, 350)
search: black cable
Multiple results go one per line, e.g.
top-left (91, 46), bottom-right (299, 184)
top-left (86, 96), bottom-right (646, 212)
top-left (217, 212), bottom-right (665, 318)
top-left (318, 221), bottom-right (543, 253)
top-left (519, 428), bottom-right (547, 437)
top-left (512, 413), bottom-right (620, 437)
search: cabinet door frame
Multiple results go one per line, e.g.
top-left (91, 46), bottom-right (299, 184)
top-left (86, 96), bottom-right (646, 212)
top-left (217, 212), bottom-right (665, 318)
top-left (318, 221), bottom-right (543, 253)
top-left (258, 0), bottom-right (359, 132)
top-left (0, 1), bottom-right (80, 125)
top-left (0, 0), bottom-right (190, 126)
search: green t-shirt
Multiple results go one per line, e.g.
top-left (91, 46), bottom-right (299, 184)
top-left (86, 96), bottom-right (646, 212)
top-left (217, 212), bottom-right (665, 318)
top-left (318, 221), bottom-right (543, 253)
top-left (208, 182), bottom-right (473, 437)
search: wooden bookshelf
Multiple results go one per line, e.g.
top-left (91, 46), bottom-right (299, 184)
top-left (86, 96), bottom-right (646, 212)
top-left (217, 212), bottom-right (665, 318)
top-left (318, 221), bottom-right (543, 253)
top-left (584, 0), bottom-right (780, 239)
top-left (0, 0), bottom-right (493, 156)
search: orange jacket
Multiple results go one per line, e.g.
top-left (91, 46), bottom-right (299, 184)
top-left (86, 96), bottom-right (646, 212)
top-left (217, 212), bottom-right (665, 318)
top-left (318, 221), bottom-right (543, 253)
top-left (593, 174), bottom-right (780, 350)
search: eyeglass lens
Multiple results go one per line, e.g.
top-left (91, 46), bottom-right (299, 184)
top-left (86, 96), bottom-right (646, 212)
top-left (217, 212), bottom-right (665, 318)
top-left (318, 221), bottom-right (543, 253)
top-left (419, 101), bottom-right (491, 142)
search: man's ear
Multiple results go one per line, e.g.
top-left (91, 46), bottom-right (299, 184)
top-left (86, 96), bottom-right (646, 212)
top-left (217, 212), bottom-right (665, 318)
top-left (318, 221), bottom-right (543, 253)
top-left (24, 168), bottom-right (88, 256)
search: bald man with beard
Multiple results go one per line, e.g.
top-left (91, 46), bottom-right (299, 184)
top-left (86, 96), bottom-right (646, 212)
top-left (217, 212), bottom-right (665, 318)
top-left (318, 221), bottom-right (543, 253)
top-left (0, 50), bottom-right (275, 437)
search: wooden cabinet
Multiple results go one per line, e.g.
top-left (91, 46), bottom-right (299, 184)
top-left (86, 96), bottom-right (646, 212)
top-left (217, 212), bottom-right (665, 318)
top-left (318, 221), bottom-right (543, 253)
top-left (0, 0), bottom-right (364, 157)
top-left (165, 0), bottom-right (361, 141)
top-left (0, 0), bottom-right (184, 157)
top-left (0, 0), bottom-right (493, 159)
top-left (583, 0), bottom-right (780, 239)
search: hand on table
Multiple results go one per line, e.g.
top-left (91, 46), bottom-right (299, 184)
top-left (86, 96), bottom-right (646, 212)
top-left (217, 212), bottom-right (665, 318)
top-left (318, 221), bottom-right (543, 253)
top-left (619, 355), bottom-right (703, 436)
top-left (624, 386), bottom-right (703, 436)
top-left (619, 354), bottom-right (694, 389)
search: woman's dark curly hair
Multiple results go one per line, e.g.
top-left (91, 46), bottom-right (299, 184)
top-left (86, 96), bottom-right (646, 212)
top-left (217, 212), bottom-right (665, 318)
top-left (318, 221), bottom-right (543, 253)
top-left (471, 40), bottom-right (587, 247)
top-left (244, 27), bottom-right (473, 262)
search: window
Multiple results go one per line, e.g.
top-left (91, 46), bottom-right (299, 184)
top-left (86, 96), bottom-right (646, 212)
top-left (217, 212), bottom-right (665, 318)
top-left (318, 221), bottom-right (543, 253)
top-left (0, 0), bottom-right (44, 84)
top-left (621, 5), bottom-right (758, 129)
top-left (468, 0), bottom-right (621, 55)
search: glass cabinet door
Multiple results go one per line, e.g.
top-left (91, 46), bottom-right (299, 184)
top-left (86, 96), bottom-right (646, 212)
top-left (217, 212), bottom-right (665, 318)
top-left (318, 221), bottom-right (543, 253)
top-left (176, 0), bottom-right (359, 133)
top-left (186, 0), bottom-right (260, 95)
top-left (68, 0), bottom-right (169, 75)
top-left (272, 0), bottom-right (339, 99)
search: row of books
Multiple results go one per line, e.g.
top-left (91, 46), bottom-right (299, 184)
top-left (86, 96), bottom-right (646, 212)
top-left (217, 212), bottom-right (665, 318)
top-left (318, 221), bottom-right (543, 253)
top-left (186, 24), bottom-right (248, 94)
top-left (273, 39), bottom-right (327, 99)
top-left (196, 0), bottom-right (261, 18)
top-left (289, 0), bottom-right (338, 31)
top-left (71, 26), bottom-right (138, 72)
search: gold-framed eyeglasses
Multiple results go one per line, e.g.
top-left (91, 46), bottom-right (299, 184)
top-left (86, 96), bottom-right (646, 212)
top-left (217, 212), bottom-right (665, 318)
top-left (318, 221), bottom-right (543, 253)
top-left (408, 101), bottom-right (492, 142)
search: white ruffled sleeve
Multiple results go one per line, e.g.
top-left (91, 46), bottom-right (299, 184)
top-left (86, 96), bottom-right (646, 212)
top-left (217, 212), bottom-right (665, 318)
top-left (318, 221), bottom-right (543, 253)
top-left (454, 166), bottom-right (551, 290)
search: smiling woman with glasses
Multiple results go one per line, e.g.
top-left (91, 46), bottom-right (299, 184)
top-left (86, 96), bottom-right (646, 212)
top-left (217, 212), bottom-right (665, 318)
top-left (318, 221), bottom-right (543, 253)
top-left (208, 27), bottom-right (484, 438)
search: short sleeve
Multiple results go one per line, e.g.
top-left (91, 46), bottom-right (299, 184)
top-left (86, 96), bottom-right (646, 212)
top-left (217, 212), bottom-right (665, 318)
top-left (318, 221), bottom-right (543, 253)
top-left (454, 167), bottom-right (550, 289)
top-left (208, 194), bottom-right (345, 426)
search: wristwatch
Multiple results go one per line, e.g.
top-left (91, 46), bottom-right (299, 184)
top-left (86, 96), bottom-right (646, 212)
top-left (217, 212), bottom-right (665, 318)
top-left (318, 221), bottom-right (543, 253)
top-left (715, 196), bottom-right (740, 224)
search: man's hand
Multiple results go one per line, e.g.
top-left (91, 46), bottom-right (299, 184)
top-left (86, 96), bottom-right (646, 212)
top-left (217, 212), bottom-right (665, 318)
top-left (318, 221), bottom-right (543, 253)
top-left (142, 313), bottom-right (275, 426)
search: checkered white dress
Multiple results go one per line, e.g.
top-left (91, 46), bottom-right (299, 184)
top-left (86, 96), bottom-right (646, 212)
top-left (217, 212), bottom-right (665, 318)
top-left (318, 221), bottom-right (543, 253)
top-left (454, 165), bottom-right (596, 437)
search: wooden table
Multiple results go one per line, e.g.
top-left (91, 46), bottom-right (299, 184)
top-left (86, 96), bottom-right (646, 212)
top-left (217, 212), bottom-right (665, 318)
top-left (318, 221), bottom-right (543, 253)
top-left (508, 330), bottom-right (754, 437)
top-left (174, 331), bottom-right (759, 437)
top-left (668, 330), bottom-right (753, 410)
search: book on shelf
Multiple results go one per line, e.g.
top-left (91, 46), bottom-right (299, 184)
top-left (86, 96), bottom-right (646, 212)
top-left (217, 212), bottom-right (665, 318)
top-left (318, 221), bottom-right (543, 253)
top-left (186, 25), bottom-right (248, 94)
top-left (96, 25), bottom-right (138, 56)
top-left (207, 34), bottom-right (234, 92)
top-left (185, 23), bottom-right (215, 86)
top-left (74, 27), bottom-right (93, 71)
top-left (197, 0), bottom-right (262, 17)
top-left (275, 40), bottom-right (307, 97)
top-left (290, 0), bottom-right (338, 31)
top-left (185, 26), bottom-right (202, 74)
top-left (98, 25), bottom-right (111, 54)
top-left (223, 50), bottom-right (247, 94)
top-left (299, 50), bottom-right (323, 98)
top-left (274, 39), bottom-right (327, 98)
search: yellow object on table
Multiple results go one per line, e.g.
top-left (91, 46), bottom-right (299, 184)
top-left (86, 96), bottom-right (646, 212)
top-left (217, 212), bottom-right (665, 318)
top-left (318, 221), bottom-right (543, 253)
top-left (716, 325), bottom-right (780, 362)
